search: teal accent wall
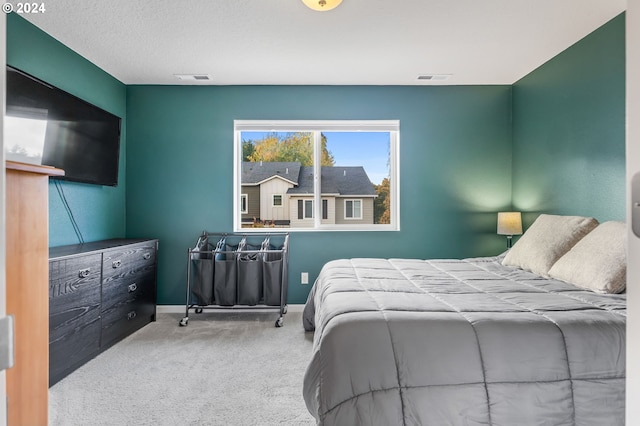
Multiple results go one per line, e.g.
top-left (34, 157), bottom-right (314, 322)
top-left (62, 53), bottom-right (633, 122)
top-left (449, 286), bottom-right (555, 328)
top-left (6, 14), bottom-right (127, 246)
top-left (7, 12), bottom-right (624, 306)
top-left (512, 14), bottom-right (625, 227)
top-left (126, 85), bottom-right (513, 304)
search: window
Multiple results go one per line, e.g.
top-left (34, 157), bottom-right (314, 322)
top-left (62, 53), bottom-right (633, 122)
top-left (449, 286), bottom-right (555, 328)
top-left (305, 200), bottom-right (313, 218)
top-left (234, 120), bottom-right (399, 231)
top-left (240, 194), bottom-right (248, 214)
top-left (297, 199), bottom-right (314, 219)
top-left (345, 199), bottom-right (362, 220)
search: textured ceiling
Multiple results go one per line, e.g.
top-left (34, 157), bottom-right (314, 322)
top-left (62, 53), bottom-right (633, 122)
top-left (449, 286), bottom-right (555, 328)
top-left (22, 0), bottom-right (626, 85)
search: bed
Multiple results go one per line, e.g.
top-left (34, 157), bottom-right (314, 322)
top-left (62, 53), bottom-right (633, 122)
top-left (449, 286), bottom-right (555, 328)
top-left (302, 215), bottom-right (626, 425)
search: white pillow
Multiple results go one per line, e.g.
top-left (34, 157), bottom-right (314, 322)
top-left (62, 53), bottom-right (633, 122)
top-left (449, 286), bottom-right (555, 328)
top-left (548, 221), bottom-right (626, 294)
top-left (502, 214), bottom-right (598, 277)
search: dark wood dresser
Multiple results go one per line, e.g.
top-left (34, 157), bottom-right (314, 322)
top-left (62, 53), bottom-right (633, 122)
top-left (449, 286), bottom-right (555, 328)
top-left (48, 239), bottom-right (158, 386)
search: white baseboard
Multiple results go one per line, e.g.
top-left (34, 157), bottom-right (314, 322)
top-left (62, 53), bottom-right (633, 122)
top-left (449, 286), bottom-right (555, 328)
top-left (156, 304), bottom-right (305, 314)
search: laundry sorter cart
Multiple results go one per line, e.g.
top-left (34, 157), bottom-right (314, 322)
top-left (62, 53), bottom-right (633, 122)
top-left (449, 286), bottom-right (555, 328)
top-left (179, 232), bottom-right (289, 327)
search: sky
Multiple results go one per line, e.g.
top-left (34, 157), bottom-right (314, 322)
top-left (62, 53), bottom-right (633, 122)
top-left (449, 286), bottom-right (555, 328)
top-left (241, 131), bottom-right (390, 184)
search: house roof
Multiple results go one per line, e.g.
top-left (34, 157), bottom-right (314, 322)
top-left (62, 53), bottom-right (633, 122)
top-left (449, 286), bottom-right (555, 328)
top-left (241, 162), bottom-right (301, 186)
top-left (288, 166), bottom-right (377, 197)
top-left (242, 161), bottom-right (377, 196)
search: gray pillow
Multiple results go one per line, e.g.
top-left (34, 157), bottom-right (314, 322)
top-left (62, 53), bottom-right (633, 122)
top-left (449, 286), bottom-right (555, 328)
top-left (548, 221), bottom-right (626, 293)
top-left (502, 214), bottom-right (598, 277)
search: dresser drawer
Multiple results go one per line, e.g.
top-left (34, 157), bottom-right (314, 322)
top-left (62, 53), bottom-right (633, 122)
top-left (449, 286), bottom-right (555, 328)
top-left (102, 272), bottom-right (155, 312)
top-left (49, 316), bottom-right (101, 386)
top-left (49, 254), bottom-right (102, 302)
top-left (101, 300), bottom-right (155, 348)
top-left (102, 242), bottom-right (156, 283)
top-left (49, 254), bottom-right (102, 341)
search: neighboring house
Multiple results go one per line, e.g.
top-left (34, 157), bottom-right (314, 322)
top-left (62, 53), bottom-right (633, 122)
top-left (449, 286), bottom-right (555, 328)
top-left (288, 166), bottom-right (377, 228)
top-left (241, 162), bottom-right (301, 225)
top-left (241, 162), bottom-right (377, 227)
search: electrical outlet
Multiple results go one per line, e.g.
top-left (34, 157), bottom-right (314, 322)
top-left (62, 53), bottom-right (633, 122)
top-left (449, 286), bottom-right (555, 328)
top-left (301, 272), bottom-right (309, 284)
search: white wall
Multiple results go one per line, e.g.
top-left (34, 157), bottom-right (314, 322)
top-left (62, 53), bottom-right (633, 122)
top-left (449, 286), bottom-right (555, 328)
top-left (627, 2), bottom-right (639, 424)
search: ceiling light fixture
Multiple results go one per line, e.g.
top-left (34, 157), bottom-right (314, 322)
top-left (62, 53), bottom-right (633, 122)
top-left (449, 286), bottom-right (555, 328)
top-left (302, 0), bottom-right (342, 11)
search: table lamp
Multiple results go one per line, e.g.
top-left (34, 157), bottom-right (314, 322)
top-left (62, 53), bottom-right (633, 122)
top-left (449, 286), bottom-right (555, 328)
top-left (497, 212), bottom-right (523, 249)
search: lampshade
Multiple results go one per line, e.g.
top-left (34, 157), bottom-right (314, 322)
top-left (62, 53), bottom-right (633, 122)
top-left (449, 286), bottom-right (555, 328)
top-left (497, 212), bottom-right (523, 236)
top-left (302, 0), bottom-right (343, 11)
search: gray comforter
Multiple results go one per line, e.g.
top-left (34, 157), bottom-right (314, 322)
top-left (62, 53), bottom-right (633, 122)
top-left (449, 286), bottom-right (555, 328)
top-left (302, 257), bottom-right (626, 425)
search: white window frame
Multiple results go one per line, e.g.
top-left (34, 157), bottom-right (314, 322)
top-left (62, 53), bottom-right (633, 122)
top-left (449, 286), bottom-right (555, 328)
top-left (344, 199), bottom-right (363, 220)
top-left (272, 194), bottom-right (283, 207)
top-left (234, 120), bottom-right (400, 232)
top-left (240, 194), bottom-right (248, 214)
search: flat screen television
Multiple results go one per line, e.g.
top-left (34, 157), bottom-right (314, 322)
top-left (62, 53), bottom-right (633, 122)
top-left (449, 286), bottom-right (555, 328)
top-left (5, 66), bottom-right (122, 186)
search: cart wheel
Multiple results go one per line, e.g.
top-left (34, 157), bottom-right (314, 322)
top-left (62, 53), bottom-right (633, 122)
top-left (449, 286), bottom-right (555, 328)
top-left (282, 305), bottom-right (288, 315)
top-left (179, 317), bottom-right (189, 327)
top-left (275, 317), bottom-right (284, 328)
top-left (195, 307), bottom-right (203, 314)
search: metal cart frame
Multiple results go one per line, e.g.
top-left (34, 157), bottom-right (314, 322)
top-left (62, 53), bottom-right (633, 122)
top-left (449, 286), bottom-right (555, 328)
top-left (179, 231), bottom-right (289, 328)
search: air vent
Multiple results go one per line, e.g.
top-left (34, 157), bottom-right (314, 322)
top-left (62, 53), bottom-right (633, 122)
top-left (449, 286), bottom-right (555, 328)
top-left (417, 74), bottom-right (451, 81)
top-left (173, 74), bottom-right (211, 81)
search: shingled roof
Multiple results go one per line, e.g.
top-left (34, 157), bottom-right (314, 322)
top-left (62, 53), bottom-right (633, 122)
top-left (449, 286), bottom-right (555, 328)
top-left (241, 161), bottom-right (301, 185)
top-left (287, 166), bottom-right (377, 196)
top-left (242, 161), bottom-right (377, 196)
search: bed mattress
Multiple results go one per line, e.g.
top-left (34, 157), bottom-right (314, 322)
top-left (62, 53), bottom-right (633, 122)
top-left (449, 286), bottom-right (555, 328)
top-left (302, 256), bottom-right (626, 425)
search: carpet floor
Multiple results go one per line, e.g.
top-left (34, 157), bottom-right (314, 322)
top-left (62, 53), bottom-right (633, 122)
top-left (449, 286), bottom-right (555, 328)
top-left (49, 311), bottom-right (316, 426)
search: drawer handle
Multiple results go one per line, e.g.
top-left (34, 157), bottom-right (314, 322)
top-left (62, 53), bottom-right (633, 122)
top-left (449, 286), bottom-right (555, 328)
top-left (143, 252), bottom-right (151, 260)
top-left (112, 260), bottom-right (122, 269)
top-left (78, 268), bottom-right (91, 278)
top-left (127, 311), bottom-right (137, 320)
top-left (128, 283), bottom-right (138, 293)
